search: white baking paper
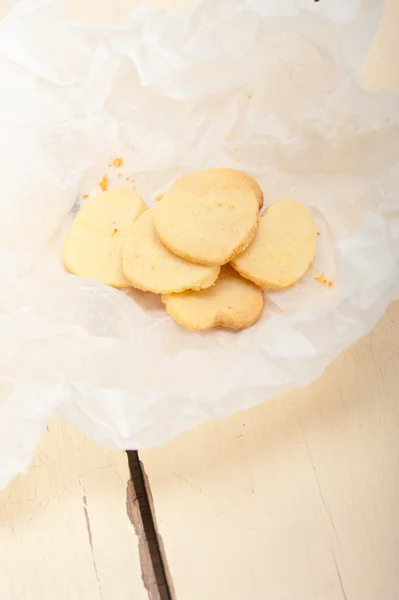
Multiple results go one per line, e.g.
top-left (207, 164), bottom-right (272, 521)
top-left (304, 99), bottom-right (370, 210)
top-left (0, 0), bottom-right (398, 488)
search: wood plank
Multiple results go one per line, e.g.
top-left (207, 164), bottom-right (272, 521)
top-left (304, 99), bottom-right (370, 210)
top-left (362, 0), bottom-right (399, 93)
top-left (141, 303), bottom-right (399, 600)
top-left (0, 421), bottom-right (149, 600)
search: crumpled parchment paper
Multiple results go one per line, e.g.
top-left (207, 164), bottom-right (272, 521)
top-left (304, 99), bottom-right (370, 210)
top-left (0, 0), bottom-right (397, 488)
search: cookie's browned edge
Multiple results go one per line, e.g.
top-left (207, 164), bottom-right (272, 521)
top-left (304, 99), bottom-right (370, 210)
top-left (126, 451), bottom-right (174, 600)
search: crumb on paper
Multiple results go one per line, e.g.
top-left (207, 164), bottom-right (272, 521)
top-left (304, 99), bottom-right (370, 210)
top-left (317, 232), bottom-right (320, 236)
top-left (112, 157), bottom-right (124, 168)
top-left (117, 172), bottom-right (123, 178)
top-left (155, 193), bottom-right (165, 201)
top-left (315, 274), bottom-right (334, 288)
top-left (99, 174), bottom-right (109, 191)
top-left (82, 193), bottom-right (89, 199)
top-left (277, 167), bottom-right (283, 172)
top-left (111, 228), bottom-right (118, 236)
top-left (315, 273), bottom-right (327, 285)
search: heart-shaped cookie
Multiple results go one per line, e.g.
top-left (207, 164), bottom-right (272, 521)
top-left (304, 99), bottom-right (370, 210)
top-left (123, 208), bottom-right (220, 294)
top-left (231, 199), bottom-right (317, 289)
top-left (63, 188), bottom-right (146, 287)
top-left (162, 265), bottom-right (264, 330)
top-left (170, 168), bottom-right (264, 209)
top-left (154, 185), bottom-right (259, 266)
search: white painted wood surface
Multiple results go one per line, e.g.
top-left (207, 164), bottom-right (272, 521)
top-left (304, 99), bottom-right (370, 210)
top-left (0, 421), bottom-right (148, 600)
top-left (142, 303), bottom-right (399, 600)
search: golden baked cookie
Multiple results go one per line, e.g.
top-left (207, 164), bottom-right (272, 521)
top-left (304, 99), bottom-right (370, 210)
top-left (171, 168), bottom-right (264, 209)
top-left (162, 265), bottom-right (264, 330)
top-left (122, 208), bottom-right (220, 294)
top-left (63, 188), bottom-right (146, 287)
top-left (231, 199), bottom-right (317, 289)
top-left (154, 185), bottom-right (259, 266)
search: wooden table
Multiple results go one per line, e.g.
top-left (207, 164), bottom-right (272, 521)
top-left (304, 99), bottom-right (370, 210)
top-left (0, 304), bottom-right (397, 599)
top-left (0, 0), bottom-right (398, 599)
top-left (0, 422), bottom-right (148, 600)
top-left (142, 302), bottom-right (399, 600)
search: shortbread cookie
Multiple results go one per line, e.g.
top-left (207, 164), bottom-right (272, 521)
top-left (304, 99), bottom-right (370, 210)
top-left (171, 168), bottom-right (264, 209)
top-left (162, 265), bottom-right (264, 330)
top-left (231, 200), bottom-right (317, 289)
top-left (154, 185), bottom-right (259, 266)
top-left (123, 208), bottom-right (220, 294)
top-left (63, 188), bottom-right (146, 287)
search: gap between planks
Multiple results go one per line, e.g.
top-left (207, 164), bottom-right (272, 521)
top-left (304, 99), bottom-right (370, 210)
top-left (126, 451), bottom-right (174, 600)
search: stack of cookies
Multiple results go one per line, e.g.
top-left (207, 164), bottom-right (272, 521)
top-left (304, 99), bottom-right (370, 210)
top-left (63, 169), bottom-right (317, 331)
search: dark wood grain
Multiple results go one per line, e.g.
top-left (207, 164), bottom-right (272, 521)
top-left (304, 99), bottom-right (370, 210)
top-left (126, 451), bottom-right (173, 600)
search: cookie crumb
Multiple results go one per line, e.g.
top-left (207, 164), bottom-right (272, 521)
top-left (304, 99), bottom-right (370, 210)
top-left (155, 193), bottom-right (165, 202)
top-left (82, 194), bottom-right (89, 200)
top-left (315, 274), bottom-right (333, 287)
top-left (315, 273), bottom-right (327, 285)
top-left (112, 157), bottom-right (124, 168)
top-left (117, 172), bottom-right (123, 178)
top-left (99, 174), bottom-right (109, 191)
top-left (317, 232), bottom-right (320, 236)
top-left (111, 228), bottom-right (118, 236)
